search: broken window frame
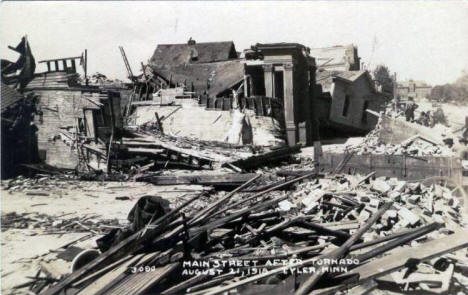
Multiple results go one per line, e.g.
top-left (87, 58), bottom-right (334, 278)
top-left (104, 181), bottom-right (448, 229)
top-left (342, 94), bottom-right (351, 117)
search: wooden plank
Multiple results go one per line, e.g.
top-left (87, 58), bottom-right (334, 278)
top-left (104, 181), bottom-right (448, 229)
top-left (82, 144), bottom-right (107, 156)
top-left (225, 145), bottom-right (301, 170)
top-left (42, 193), bottom-right (204, 295)
top-left (126, 147), bottom-right (165, 155)
top-left (295, 203), bottom-right (392, 295)
top-left (97, 262), bottom-right (178, 295)
top-left (137, 173), bottom-right (258, 186)
top-left (311, 229), bottom-right (468, 295)
top-left (76, 254), bottom-right (144, 294)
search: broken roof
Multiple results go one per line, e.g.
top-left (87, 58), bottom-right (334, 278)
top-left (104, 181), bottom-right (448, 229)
top-left (316, 70), bottom-right (374, 93)
top-left (149, 41), bottom-right (238, 66)
top-left (152, 60), bottom-right (245, 97)
top-left (1, 81), bottom-right (24, 112)
top-left (309, 45), bottom-right (359, 71)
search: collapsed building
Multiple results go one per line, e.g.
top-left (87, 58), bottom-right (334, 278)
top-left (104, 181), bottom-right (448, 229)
top-left (1, 38), bottom-right (390, 175)
top-left (315, 70), bottom-right (386, 135)
top-left (3, 38), bottom-right (468, 295)
top-left (126, 40), bottom-right (318, 146)
top-left (126, 40), bottom-right (386, 147)
top-left (308, 44), bottom-right (361, 71)
top-left (24, 55), bottom-right (124, 170)
top-left (1, 37), bottom-right (128, 174)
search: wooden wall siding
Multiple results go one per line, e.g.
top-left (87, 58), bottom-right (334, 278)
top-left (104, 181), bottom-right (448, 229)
top-left (329, 75), bottom-right (382, 132)
top-left (319, 152), bottom-right (463, 186)
top-left (201, 96), bottom-right (282, 119)
top-left (31, 89), bottom-right (103, 169)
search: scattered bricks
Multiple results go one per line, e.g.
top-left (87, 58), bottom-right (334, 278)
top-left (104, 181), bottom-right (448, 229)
top-left (433, 214), bottom-right (445, 224)
top-left (433, 185), bottom-right (444, 198)
top-left (360, 196), bottom-right (371, 203)
top-left (359, 210), bottom-right (371, 221)
top-left (346, 209), bottom-right (360, 220)
top-left (371, 178), bottom-right (392, 194)
top-left (407, 182), bottom-right (421, 193)
top-left (397, 206), bottom-right (420, 227)
top-left (393, 181), bottom-right (407, 193)
top-left (448, 197), bottom-right (459, 208)
top-left (278, 200), bottom-right (294, 211)
top-left (408, 195), bottom-right (420, 205)
top-left (433, 199), bottom-right (446, 214)
top-left (369, 199), bottom-right (380, 208)
top-left (388, 191), bottom-right (401, 201)
top-left (387, 210), bottom-right (398, 219)
top-left (301, 189), bottom-right (324, 211)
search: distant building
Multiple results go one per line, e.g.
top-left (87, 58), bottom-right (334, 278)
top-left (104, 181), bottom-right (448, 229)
top-left (397, 80), bottom-right (432, 98)
top-left (309, 45), bottom-right (360, 71)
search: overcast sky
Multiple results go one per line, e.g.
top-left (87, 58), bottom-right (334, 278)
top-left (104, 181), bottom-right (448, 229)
top-left (2, 1), bottom-right (468, 85)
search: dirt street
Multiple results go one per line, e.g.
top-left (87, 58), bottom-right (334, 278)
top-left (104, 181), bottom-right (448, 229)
top-left (1, 180), bottom-right (205, 294)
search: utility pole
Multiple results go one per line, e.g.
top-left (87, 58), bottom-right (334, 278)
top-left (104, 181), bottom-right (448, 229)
top-left (84, 49), bottom-right (88, 86)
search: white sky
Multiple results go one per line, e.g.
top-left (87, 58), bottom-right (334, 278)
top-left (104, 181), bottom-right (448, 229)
top-left (1, 1), bottom-right (468, 85)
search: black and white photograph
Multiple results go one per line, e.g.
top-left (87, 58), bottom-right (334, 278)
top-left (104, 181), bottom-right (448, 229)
top-left (1, 1), bottom-right (468, 294)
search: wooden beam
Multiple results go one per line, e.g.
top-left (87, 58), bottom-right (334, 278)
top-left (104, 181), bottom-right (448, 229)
top-left (311, 229), bottom-right (468, 295)
top-left (41, 193), bottom-right (204, 295)
top-left (224, 145), bottom-right (301, 170)
top-left (136, 173), bottom-right (258, 186)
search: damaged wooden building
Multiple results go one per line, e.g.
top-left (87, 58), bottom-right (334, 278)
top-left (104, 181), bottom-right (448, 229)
top-left (23, 55), bottom-right (124, 170)
top-left (311, 44), bottom-right (387, 136)
top-left (126, 39), bottom-right (386, 145)
top-left (127, 40), bottom-right (319, 146)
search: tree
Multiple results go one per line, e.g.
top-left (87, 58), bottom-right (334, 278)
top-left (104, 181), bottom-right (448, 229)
top-left (373, 64), bottom-right (393, 95)
top-left (429, 71), bottom-right (468, 103)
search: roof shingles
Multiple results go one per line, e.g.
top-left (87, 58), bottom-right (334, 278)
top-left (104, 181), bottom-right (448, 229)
top-left (1, 81), bottom-right (24, 112)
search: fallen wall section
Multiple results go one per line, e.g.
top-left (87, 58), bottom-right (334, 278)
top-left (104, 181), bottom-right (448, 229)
top-left (319, 152), bottom-right (463, 185)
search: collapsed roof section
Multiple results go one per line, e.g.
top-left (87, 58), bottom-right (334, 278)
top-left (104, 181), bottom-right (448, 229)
top-left (148, 40), bottom-right (243, 98)
top-left (309, 44), bottom-right (360, 71)
top-left (1, 81), bottom-right (25, 113)
top-left (316, 70), bottom-right (376, 93)
top-left (149, 40), bottom-right (238, 66)
top-left (151, 60), bottom-right (245, 98)
top-left (1, 36), bottom-right (36, 89)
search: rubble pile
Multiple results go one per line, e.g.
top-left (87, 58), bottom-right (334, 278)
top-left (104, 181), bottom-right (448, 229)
top-left (36, 172), bottom-right (468, 295)
top-left (2, 175), bottom-right (83, 195)
top-left (329, 118), bottom-right (454, 157)
top-left (1, 212), bottom-right (123, 234)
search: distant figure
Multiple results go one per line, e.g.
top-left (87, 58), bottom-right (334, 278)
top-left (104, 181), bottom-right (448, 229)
top-left (405, 97), bottom-right (418, 122)
top-left (224, 90), bottom-right (253, 145)
top-left (427, 111), bottom-right (435, 127)
top-left (417, 111), bottom-right (429, 126)
top-left (433, 107), bottom-right (447, 126)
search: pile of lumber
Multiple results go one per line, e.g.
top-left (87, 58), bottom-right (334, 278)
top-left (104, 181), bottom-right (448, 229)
top-left (38, 171), bottom-right (468, 295)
